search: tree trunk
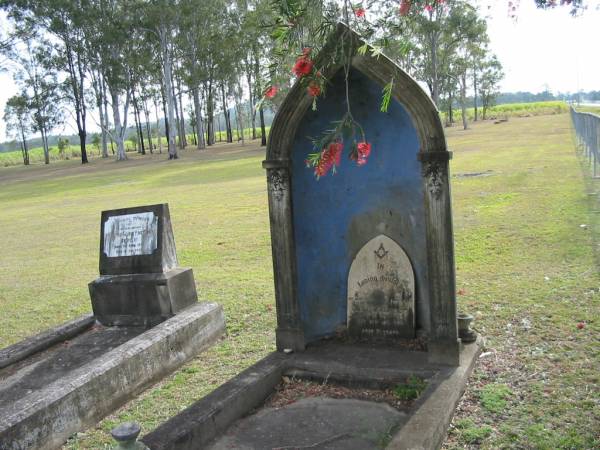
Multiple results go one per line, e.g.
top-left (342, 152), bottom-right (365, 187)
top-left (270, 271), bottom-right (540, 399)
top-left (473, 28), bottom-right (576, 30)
top-left (245, 62), bottom-right (256, 140)
top-left (110, 89), bottom-right (127, 160)
top-left (176, 75), bottom-right (187, 148)
top-left (173, 82), bottom-right (182, 149)
top-left (65, 42), bottom-right (88, 164)
top-left (482, 95), bottom-right (488, 120)
top-left (20, 126), bottom-right (29, 165)
top-left (101, 74), bottom-right (110, 158)
top-left (221, 84), bottom-right (233, 143)
top-left (460, 73), bottom-right (468, 131)
top-left (253, 49), bottom-right (263, 141)
top-left (259, 103), bottom-right (267, 147)
top-left (473, 66), bottom-right (478, 122)
top-left (160, 84), bottom-right (169, 154)
top-left (159, 25), bottom-right (177, 159)
top-left (154, 96), bottom-right (163, 154)
top-left (217, 114), bottom-right (222, 142)
top-left (132, 87), bottom-right (145, 155)
top-left (206, 82), bottom-right (215, 146)
top-left (234, 86), bottom-right (245, 145)
top-left (449, 91), bottom-right (454, 124)
top-left (143, 98), bottom-right (153, 153)
top-left (41, 127), bottom-right (50, 164)
top-left (193, 87), bottom-right (205, 149)
top-left (97, 96), bottom-right (108, 158)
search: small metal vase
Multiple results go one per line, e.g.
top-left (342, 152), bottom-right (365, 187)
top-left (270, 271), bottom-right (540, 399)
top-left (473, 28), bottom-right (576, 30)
top-left (457, 313), bottom-right (477, 343)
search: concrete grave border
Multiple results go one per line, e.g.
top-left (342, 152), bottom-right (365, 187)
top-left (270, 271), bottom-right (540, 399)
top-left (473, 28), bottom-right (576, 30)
top-left (142, 340), bottom-right (481, 450)
top-left (0, 303), bottom-right (225, 450)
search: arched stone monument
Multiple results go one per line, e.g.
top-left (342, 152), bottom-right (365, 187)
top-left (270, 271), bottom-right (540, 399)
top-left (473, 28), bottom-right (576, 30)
top-left (263, 23), bottom-right (460, 365)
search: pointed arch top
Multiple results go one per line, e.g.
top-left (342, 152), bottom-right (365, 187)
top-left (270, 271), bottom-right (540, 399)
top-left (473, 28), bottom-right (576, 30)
top-left (265, 22), bottom-right (448, 164)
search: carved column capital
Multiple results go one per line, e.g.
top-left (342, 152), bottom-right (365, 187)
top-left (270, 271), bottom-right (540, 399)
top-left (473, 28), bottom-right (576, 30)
top-left (266, 167), bottom-right (289, 202)
top-left (418, 151), bottom-right (451, 200)
top-left (422, 160), bottom-right (447, 200)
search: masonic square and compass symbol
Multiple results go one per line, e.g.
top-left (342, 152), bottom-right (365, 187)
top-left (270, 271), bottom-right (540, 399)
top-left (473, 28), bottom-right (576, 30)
top-left (374, 243), bottom-right (388, 259)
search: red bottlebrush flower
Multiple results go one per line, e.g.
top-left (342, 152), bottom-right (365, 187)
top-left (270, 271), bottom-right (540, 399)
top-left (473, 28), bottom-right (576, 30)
top-left (399, 0), bottom-right (411, 16)
top-left (424, 4), bottom-right (433, 12)
top-left (293, 56), bottom-right (314, 78)
top-left (308, 84), bottom-right (320, 97)
top-left (354, 7), bottom-right (366, 18)
top-left (357, 141), bottom-right (371, 159)
top-left (307, 82), bottom-right (321, 97)
top-left (576, 321), bottom-right (585, 329)
top-left (264, 85), bottom-right (278, 99)
top-left (329, 141), bottom-right (343, 166)
top-left (314, 141), bottom-right (343, 178)
top-left (314, 164), bottom-right (327, 178)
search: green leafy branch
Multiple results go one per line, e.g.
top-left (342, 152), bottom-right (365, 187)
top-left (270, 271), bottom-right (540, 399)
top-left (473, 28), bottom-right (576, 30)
top-left (381, 78), bottom-right (394, 113)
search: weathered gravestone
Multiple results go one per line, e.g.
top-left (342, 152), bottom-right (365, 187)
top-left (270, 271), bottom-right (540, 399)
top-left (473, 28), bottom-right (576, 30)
top-left (89, 203), bottom-right (198, 326)
top-left (264, 25), bottom-right (460, 365)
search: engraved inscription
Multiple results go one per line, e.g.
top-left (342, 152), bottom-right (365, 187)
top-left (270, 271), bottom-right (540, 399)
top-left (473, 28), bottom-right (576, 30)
top-left (347, 235), bottom-right (415, 340)
top-left (103, 212), bottom-right (158, 257)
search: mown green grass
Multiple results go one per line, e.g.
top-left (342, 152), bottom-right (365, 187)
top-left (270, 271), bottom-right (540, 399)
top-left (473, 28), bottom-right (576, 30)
top-left (0, 114), bottom-right (598, 449)
top-left (577, 105), bottom-right (600, 115)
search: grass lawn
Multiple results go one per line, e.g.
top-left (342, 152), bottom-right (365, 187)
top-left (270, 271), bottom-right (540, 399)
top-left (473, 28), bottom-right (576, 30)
top-left (577, 105), bottom-right (600, 115)
top-left (0, 113), bottom-right (598, 449)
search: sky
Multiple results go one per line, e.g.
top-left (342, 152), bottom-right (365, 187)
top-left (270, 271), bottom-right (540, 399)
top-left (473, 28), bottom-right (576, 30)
top-left (0, 1), bottom-right (599, 141)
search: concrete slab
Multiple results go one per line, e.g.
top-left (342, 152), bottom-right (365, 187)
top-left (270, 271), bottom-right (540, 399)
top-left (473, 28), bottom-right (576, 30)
top-left (0, 302), bottom-right (225, 450)
top-left (0, 326), bottom-right (146, 406)
top-left (209, 398), bottom-right (407, 450)
top-left (0, 315), bottom-right (95, 370)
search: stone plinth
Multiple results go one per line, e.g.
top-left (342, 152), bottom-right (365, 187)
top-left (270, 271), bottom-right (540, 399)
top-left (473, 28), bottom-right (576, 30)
top-left (89, 267), bottom-right (198, 327)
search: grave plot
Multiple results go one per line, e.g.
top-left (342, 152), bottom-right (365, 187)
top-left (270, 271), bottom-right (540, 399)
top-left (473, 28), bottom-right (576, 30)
top-left (0, 204), bottom-right (225, 450)
top-left (139, 24), bottom-right (480, 450)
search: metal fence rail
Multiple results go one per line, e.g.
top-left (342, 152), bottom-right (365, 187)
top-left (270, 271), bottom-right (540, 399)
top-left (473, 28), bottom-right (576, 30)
top-left (571, 107), bottom-right (600, 178)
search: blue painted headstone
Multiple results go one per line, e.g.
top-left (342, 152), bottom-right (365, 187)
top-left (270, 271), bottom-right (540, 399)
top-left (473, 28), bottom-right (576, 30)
top-left (264, 24), bottom-right (460, 364)
top-left (291, 69), bottom-right (424, 342)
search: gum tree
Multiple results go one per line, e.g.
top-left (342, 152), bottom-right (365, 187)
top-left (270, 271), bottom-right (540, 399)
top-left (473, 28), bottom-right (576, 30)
top-left (3, 93), bottom-right (32, 165)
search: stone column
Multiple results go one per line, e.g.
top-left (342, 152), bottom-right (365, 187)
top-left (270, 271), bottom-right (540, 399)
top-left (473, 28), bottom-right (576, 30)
top-left (419, 151), bottom-right (460, 365)
top-left (263, 159), bottom-right (305, 351)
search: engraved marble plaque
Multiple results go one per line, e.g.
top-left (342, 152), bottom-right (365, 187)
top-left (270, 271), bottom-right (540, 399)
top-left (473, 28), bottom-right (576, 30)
top-left (347, 235), bottom-right (415, 339)
top-left (103, 212), bottom-right (158, 257)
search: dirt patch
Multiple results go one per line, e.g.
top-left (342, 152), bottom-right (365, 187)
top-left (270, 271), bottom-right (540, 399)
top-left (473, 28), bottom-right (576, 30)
top-left (264, 377), bottom-right (418, 411)
top-left (453, 170), bottom-right (494, 178)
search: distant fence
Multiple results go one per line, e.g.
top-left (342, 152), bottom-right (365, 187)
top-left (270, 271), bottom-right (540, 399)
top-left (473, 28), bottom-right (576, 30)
top-left (571, 107), bottom-right (600, 178)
